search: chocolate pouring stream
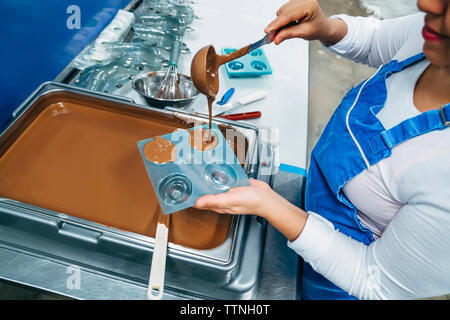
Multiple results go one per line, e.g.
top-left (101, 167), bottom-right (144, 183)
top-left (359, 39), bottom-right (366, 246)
top-left (189, 20), bottom-right (300, 131)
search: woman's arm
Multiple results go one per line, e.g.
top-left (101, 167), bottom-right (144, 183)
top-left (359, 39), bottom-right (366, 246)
top-left (265, 0), bottom-right (424, 68)
top-left (195, 179), bottom-right (309, 242)
top-left (264, 0), bottom-right (348, 46)
top-left (327, 13), bottom-right (425, 67)
top-left (289, 202), bottom-right (450, 299)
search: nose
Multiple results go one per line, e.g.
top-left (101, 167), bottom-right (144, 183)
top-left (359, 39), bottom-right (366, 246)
top-left (417, 0), bottom-right (448, 16)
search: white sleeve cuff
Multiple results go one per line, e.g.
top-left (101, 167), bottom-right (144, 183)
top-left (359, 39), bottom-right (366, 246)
top-left (325, 14), bottom-right (382, 61)
top-left (287, 211), bottom-right (338, 263)
top-left (325, 14), bottom-right (355, 55)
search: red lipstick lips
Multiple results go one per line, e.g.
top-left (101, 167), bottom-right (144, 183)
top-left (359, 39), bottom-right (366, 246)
top-left (422, 25), bottom-right (446, 42)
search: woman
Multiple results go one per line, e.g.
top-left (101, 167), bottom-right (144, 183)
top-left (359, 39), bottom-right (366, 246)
top-left (195, 0), bottom-right (450, 300)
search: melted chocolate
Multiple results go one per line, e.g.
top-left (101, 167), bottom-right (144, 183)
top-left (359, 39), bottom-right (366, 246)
top-left (189, 128), bottom-right (218, 151)
top-left (191, 44), bottom-right (251, 132)
top-left (144, 136), bottom-right (176, 164)
top-left (0, 101), bottom-right (233, 250)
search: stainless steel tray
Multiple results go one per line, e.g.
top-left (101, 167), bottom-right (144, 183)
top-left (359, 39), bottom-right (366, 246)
top-left (0, 82), bottom-right (269, 299)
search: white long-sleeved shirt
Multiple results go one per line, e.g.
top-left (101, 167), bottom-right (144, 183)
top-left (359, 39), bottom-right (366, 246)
top-left (288, 13), bottom-right (450, 299)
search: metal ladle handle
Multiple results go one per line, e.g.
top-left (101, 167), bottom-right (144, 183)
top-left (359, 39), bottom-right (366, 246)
top-left (248, 20), bottom-right (300, 52)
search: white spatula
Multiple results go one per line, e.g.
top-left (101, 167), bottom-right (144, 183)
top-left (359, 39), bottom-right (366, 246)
top-left (148, 213), bottom-right (170, 300)
top-left (213, 90), bottom-right (267, 116)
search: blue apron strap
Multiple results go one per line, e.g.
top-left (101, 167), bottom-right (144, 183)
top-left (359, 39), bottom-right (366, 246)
top-left (379, 53), bottom-right (425, 76)
top-left (369, 104), bottom-right (450, 154)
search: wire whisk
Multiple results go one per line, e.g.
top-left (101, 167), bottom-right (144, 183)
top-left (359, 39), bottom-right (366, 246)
top-left (157, 39), bottom-right (182, 99)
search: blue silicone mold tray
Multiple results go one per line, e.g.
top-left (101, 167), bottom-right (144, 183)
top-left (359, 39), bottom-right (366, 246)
top-left (137, 124), bottom-right (250, 214)
top-left (221, 47), bottom-right (272, 77)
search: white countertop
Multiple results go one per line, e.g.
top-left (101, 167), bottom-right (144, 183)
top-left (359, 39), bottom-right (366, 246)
top-left (124, 0), bottom-right (309, 172)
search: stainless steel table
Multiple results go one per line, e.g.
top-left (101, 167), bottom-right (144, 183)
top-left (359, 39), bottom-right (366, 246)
top-left (256, 170), bottom-right (305, 300)
top-left (0, 170), bottom-right (304, 300)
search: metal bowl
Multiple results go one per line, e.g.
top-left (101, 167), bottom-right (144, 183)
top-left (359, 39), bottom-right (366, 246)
top-left (132, 71), bottom-right (200, 108)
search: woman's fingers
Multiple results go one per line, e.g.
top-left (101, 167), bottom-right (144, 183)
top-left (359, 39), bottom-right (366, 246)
top-left (264, 0), bottom-right (337, 45)
top-left (265, 0), bottom-right (310, 35)
top-left (195, 194), bottom-right (222, 209)
top-left (265, 14), bottom-right (293, 35)
top-left (273, 23), bottom-right (311, 44)
top-left (194, 180), bottom-right (272, 215)
top-left (265, 1), bottom-right (292, 33)
top-left (195, 192), bottom-right (236, 212)
top-left (273, 26), bottom-right (297, 44)
top-left (248, 178), bottom-right (270, 189)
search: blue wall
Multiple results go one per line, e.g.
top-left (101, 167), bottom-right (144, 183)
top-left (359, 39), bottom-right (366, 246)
top-left (0, 0), bottom-right (130, 130)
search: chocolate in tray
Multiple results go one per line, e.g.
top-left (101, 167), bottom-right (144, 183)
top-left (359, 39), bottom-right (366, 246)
top-left (137, 124), bottom-right (250, 214)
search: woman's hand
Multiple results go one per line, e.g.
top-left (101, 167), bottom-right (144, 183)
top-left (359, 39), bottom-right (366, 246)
top-left (195, 179), bottom-right (310, 242)
top-left (265, 0), bottom-right (348, 46)
top-left (194, 179), bottom-right (274, 217)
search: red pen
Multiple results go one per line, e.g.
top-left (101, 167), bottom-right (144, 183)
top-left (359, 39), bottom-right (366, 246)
top-left (219, 111), bottom-right (261, 121)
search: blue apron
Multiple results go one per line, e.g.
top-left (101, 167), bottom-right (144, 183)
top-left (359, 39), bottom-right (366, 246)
top-left (303, 52), bottom-right (450, 300)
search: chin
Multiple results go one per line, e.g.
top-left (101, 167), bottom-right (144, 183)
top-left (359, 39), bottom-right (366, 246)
top-left (423, 42), bottom-right (450, 68)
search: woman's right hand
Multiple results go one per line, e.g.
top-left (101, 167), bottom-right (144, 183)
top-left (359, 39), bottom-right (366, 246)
top-left (265, 0), bottom-right (348, 46)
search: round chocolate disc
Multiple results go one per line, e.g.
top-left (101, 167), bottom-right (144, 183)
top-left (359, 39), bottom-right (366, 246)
top-left (144, 136), bottom-right (176, 164)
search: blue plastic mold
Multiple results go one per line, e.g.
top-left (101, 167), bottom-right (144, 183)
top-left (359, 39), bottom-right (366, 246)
top-left (221, 47), bottom-right (272, 77)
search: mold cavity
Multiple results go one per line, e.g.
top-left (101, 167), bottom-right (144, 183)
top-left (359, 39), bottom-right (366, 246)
top-left (228, 61), bottom-right (244, 71)
top-left (249, 49), bottom-right (262, 56)
top-left (223, 48), bottom-right (237, 55)
top-left (159, 174), bottom-right (192, 206)
top-left (204, 163), bottom-right (238, 190)
top-left (251, 61), bottom-right (267, 71)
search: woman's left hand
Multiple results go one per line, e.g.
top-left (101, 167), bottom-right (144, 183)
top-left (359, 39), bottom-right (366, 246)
top-left (194, 179), bottom-right (275, 217)
top-left (195, 178), bottom-right (309, 241)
